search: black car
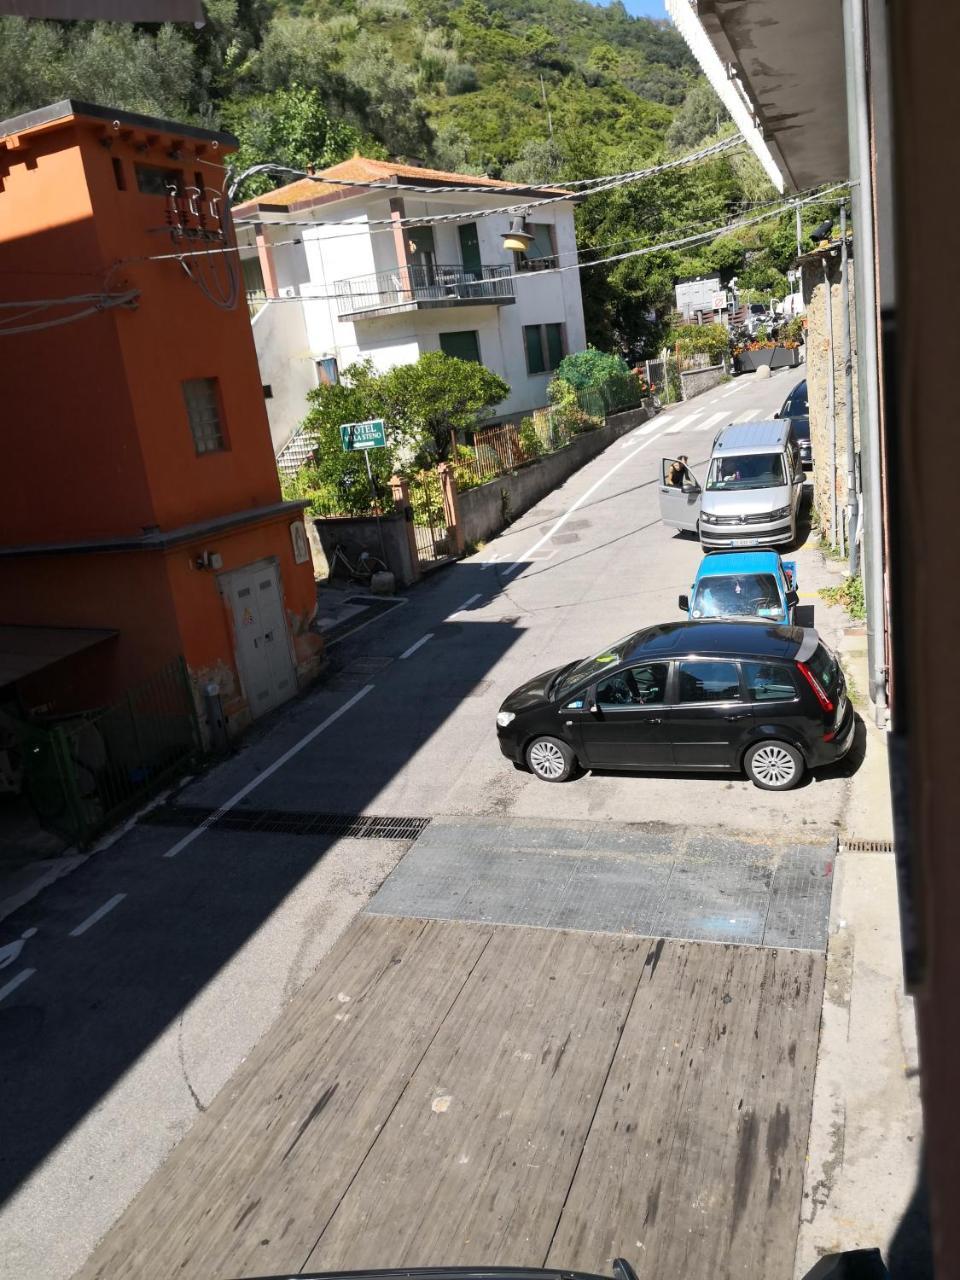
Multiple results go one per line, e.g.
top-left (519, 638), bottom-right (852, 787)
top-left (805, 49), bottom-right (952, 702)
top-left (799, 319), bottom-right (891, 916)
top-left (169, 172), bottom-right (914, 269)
top-left (776, 378), bottom-right (811, 468)
top-left (496, 621), bottom-right (853, 791)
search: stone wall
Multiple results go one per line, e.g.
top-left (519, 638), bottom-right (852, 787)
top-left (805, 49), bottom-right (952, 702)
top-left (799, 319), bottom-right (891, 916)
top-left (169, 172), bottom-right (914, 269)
top-left (458, 405), bottom-right (653, 548)
top-left (680, 364), bottom-right (725, 400)
top-left (310, 512), bottom-right (419, 587)
top-left (802, 246), bottom-right (859, 542)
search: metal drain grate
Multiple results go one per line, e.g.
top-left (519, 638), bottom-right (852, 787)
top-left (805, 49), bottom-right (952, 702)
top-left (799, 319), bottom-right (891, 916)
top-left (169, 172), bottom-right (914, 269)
top-left (143, 805), bottom-right (431, 841)
top-left (841, 838), bottom-right (895, 853)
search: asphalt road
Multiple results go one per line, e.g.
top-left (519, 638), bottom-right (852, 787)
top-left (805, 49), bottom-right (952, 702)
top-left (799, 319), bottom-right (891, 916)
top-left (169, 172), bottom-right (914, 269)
top-left (0, 365), bottom-right (859, 1279)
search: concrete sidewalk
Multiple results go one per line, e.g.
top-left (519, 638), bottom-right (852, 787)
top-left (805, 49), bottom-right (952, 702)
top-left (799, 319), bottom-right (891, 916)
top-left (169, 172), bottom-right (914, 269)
top-left (794, 623), bottom-right (926, 1276)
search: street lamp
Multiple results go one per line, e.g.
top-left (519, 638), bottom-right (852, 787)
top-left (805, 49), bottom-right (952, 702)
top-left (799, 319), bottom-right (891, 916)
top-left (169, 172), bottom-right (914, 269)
top-left (502, 217), bottom-right (533, 253)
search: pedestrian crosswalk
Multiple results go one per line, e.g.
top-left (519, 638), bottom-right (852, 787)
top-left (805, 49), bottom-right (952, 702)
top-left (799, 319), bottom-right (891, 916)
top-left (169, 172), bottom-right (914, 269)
top-left (731, 408), bottom-right (761, 423)
top-left (663, 411), bottom-right (702, 434)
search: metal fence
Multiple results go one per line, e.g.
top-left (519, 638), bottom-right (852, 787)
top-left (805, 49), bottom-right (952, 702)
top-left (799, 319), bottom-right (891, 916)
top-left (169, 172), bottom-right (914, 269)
top-left (456, 422), bottom-right (534, 486)
top-left (17, 658), bottom-right (200, 846)
top-left (334, 263), bottom-right (514, 317)
top-left (407, 469), bottom-right (454, 564)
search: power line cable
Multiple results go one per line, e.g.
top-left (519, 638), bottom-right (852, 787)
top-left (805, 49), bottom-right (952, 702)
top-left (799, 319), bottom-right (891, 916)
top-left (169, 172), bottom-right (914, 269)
top-left (230, 136), bottom-right (746, 233)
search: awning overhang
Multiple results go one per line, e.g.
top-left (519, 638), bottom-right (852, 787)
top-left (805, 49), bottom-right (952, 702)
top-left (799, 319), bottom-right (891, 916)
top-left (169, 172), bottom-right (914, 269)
top-left (0, 625), bottom-right (117, 688)
top-left (668, 0), bottom-right (849, 193)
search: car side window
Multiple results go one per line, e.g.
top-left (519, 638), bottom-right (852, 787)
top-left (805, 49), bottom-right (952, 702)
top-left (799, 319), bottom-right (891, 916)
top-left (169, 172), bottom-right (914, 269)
top-left (674, 660), bottom-right (741, 704)
top-left (742, 661), bottom-right (798, 703)
top-left (597, 662), bottom-right (668, 708)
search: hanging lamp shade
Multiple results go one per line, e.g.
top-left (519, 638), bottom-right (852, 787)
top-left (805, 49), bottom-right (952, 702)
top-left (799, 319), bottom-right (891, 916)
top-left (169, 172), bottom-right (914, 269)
top-left (503, 217), bottom-right (534, 253)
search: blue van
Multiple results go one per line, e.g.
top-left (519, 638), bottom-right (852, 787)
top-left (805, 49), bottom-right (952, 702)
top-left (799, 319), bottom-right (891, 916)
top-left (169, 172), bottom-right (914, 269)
top-left (679, 550), bottom-right (799, 624)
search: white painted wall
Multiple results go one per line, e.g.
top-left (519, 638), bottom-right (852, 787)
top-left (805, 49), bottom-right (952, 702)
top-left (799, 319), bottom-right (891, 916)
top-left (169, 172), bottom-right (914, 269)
top-left (251, 298), bottom-right (318, 454)
top-left (247, 186), bottom-right (591, 446)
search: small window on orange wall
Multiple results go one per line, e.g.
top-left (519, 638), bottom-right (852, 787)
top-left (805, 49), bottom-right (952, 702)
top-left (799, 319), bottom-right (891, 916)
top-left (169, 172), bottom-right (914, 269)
top-left (182, 378), bottom-right (227, 454)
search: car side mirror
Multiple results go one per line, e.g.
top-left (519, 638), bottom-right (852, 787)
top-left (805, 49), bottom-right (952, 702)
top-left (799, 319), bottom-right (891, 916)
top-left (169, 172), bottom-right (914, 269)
top-left (786, 589), bottom-right (799, 608)
top-left (678, 593), bottom-right (689, 612)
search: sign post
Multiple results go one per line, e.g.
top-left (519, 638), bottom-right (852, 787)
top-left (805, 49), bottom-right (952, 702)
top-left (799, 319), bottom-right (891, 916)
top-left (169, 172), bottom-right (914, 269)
top-left (340, 419), bottom-right (389, 568)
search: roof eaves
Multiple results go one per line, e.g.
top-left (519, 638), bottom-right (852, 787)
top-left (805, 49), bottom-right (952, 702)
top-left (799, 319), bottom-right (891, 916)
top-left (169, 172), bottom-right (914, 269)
top-left (0, 98), bottom-right (237, 148)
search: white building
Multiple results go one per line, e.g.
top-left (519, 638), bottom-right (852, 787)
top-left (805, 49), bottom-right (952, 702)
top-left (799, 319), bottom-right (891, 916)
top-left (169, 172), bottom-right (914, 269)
top-left (233, 157), bottom-right (588, 461)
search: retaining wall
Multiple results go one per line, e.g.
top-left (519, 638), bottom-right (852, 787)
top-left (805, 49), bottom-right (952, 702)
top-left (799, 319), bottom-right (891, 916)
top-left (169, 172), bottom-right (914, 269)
top-left (680, 364), bottom-right (725, 400)
top-left (309, 513), bottom-right (418, 587)
top-left (458, 404), bottom-right (654, 548)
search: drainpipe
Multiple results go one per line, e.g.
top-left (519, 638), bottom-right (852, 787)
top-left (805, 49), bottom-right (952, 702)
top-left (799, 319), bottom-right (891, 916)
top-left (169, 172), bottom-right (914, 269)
top-left (840, 203), bottom-right (860, 575)
top-left (843, 0), bottom-right (887, 717)
top-left (824, 255), bottom-right (838, 549)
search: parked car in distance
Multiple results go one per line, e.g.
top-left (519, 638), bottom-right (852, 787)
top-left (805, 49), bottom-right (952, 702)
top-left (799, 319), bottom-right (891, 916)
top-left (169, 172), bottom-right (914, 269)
top-left (658, 420), bottom-right (804, 549)
top-left (680, 550), bottom-right (799, 624)
top-left (776, 378), bottom-right (812, 468)
top-left (496, 621), bottom-right (853, 791)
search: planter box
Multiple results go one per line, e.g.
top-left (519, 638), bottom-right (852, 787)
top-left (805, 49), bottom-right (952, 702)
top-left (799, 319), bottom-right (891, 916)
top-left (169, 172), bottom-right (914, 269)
top-left (734, 346), bottom-right (801, 373)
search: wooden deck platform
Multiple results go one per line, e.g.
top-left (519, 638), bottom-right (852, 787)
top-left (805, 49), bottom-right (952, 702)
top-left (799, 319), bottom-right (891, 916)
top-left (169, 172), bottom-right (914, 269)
top-left (78, 915), bottom-right (824, 1280)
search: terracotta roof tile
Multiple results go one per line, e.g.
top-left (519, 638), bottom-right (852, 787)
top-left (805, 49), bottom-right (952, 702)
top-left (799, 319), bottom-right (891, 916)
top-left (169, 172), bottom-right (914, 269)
top-left (234, 154), bottom-right (569, 214)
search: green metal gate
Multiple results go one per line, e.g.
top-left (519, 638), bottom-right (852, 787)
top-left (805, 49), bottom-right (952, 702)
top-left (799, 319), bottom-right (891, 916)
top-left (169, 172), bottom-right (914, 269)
top-left (16, 657), bottom-right (200, 846)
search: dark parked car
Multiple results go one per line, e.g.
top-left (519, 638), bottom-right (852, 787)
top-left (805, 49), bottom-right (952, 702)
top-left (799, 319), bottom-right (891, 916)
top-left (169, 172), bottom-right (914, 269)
top-left (776, 378), bottom-right (812, 468)
top-left (496, 621), bottom-right (853, 791)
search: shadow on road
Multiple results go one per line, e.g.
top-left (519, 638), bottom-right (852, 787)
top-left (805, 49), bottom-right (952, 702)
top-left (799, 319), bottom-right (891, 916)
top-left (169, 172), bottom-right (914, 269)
top-left (0, 561), bottom-right (528, 1211)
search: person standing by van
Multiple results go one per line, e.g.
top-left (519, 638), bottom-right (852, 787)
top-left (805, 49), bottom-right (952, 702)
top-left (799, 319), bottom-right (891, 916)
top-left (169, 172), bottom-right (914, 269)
top-left (667, 455), bottom-right (692, 487)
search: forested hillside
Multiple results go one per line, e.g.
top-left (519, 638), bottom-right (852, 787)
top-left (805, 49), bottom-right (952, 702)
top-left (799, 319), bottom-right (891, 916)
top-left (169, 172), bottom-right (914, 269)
top-left (0, 0), bottom-right (828, 355)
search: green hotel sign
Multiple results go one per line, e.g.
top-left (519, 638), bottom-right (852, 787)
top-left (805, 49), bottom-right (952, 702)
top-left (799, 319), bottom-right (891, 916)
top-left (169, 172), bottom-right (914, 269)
top-left (339, 419), bottom-right (387, 451)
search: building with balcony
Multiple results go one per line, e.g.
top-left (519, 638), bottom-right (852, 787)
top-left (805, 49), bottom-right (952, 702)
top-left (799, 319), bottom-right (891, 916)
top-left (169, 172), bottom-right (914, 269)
top-left (0, 100), bottom-right (323, 743)
top-left (233, 157), bottom-right (589, 462)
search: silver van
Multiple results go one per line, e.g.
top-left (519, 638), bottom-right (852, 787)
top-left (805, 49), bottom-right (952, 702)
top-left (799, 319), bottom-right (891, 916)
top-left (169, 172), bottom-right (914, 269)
top-left (658, 420), bottom-right (804, 548)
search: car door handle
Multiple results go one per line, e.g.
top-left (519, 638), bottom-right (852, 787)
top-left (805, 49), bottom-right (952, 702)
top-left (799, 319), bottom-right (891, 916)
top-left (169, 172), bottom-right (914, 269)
top-left (725, 713), bottom-right (747, 721)
top-left (648, 717), bottom-right (663, 724)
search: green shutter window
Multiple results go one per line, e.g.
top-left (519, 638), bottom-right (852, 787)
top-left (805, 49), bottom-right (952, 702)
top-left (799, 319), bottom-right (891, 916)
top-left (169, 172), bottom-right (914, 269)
top-left (530, 224), bottom-right (555, 261)
top-left (545, 323), bottom-right (564, 370)
top-left (524, 325), bottom-right (546, 374)
top-left (439, 330), bottom-right (481, 363)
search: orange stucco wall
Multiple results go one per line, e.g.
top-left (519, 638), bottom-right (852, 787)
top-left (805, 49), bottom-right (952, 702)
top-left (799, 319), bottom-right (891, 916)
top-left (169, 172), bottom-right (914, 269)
top-left (1, 105), bottom-right (322, 730)
top-left (0, 111), bottom-right (281, 544)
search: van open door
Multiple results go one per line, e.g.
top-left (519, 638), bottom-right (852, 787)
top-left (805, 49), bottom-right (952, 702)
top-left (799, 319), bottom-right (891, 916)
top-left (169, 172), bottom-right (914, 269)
top-left (658, 457), bottom-right (701, 534)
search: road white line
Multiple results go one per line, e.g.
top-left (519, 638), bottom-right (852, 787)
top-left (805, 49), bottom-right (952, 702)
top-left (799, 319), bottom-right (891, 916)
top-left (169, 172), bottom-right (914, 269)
top-left (70, 893), bottom-right (126, 938)
top-left (664, 412), bottom-right (702, 435)
top-left (453, 593), bottom-right (483, 611)
top-left (325, 598), bottom-right (409, 649)
top-left (399, 633), bottom-right (433, 660)
top-left (0, 969), bottom-right (35, 1005)
top-left (480, 555), bottom-right (501, 568)
top-left (695, 410), bottom-right (728, 434)
top-left (720, 382), bottom-right (743, 398)
top-left (732, 408), bottom-right (761, 423)
top-left (162, 685), bottom-right (374, 859)
top-left (509, 427), bottom-right (670, 571)
top-left (636, 416), bottom-right (666, 436)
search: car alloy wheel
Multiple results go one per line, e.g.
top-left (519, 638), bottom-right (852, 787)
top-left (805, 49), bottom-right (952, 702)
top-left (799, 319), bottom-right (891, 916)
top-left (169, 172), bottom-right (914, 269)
top-left (527, 736), bottom-right (574, 783)
top-left (747, 741), bottom-right (801, 790)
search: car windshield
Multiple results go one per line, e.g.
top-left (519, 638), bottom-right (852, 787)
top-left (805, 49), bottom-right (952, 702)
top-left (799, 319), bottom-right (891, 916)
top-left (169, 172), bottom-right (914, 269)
top-left (706, 452), bottom-right (787, 490)
top-left (555, 631), bottom-right (644, 698)
top-left (691, 573), bottom-right (783, 619)
top-left (782, 385), bottom-right (808, 417)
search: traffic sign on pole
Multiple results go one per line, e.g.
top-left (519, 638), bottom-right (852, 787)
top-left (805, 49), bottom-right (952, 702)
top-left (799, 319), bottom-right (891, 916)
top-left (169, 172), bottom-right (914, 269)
top-left (339, 419), bottom-right (387, 451)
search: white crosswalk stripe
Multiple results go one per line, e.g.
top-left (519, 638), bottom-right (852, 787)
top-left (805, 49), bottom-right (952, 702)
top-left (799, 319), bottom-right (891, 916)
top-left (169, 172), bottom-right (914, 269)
top-left (731, 408), bottom-right (761, 423)
top-left (694, 410), bottom-right (728, 434)
top-left (720, 382), bottom-right (742, 398)
top-left (663, 411), bottom-right (702, 434)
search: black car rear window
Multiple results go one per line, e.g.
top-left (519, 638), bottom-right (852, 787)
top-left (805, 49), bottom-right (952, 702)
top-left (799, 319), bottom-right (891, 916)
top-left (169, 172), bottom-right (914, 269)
top-left (806, 642), bottom-right (840, 694)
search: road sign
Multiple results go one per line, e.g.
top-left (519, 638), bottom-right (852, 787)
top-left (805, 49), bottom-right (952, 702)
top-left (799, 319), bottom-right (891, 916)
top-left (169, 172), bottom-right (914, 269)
top-left (339, 419), bottom-right (387, 451)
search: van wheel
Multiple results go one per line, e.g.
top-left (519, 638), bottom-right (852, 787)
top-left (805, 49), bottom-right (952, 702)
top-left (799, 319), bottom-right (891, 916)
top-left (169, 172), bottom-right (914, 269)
top-left (526, 735), bottom-right (577, 783)
top-left (745, 740), bottom-right (804, 790)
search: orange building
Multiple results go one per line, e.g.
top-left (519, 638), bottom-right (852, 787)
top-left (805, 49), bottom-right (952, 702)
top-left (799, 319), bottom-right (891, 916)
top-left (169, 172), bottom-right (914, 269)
top-left (0, 100), bottom-right (323, 739)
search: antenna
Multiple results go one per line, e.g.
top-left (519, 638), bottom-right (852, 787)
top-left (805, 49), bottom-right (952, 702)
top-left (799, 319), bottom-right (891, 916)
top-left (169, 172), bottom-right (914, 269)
top-left (539, 74), bottom-right (555, 141)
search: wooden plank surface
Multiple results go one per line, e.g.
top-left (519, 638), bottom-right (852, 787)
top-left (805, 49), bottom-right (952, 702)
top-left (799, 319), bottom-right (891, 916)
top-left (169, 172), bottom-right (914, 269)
top-left (77, 914), bottom-right (493, 1280)
top-left (304, 925), bottom-right (644, 1271)
top-left (546, 941), bottom-right (825, 1280)
top-left (77, 921), bottom-right (824, 1280)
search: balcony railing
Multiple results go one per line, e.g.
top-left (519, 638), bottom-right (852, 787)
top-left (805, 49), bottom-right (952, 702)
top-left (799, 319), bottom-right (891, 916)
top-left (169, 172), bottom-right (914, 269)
top-left (334, 263), bottom-right (514, 317)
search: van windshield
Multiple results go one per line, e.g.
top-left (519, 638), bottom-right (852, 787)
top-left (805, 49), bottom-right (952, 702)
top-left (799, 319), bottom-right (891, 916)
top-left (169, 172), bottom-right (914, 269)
top-left (692, 573), bottom-right (783, 619)
top-left (706, 453), bottom-right (787, 491)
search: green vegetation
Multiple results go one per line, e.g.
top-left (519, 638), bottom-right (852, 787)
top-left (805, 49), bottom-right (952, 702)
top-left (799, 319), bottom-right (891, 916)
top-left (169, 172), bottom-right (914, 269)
top-left (820, 576), bottom-right (866, 620)
top-left (0, 0), bottom-right (843, 355)
top-left (666, 322), bottom-right (729, 364)
top-left (288, 352), bottom-right (508, 513)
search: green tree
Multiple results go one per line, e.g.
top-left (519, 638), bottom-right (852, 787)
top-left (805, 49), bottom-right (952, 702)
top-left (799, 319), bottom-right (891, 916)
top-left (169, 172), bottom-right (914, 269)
top-left (665, 81), bottom-right (727, 152)
top-left (378, 351), bottom-right (509, 460)
top-left (223, 87), bottom-right (371, 198)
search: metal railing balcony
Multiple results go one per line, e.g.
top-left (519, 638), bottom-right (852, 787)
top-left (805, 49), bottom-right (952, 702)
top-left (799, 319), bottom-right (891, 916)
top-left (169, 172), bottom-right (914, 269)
top-left (334, 263), bottom-right (514, 318)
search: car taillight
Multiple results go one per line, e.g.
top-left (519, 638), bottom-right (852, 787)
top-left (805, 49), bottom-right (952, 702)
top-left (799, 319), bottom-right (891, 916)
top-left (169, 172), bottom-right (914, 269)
top-left (796, 660), bottom-right (834, 713)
